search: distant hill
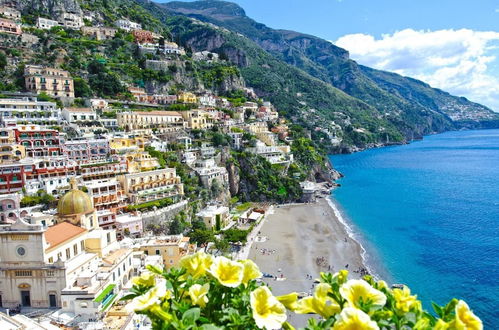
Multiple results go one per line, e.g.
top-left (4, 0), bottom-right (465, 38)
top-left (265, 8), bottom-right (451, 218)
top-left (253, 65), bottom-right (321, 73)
top-left (2, 0), bottom-right (497, 152)
top-left (161, 0), bottom-right (499, 147)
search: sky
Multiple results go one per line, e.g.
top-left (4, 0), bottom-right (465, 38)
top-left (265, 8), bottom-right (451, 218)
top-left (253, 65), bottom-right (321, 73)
top-left (163, 0), bottom-right (499, 111)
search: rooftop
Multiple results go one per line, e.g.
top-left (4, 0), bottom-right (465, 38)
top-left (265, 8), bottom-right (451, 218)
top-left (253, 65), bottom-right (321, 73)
top-left (44, 222), bottom-right (87, 250)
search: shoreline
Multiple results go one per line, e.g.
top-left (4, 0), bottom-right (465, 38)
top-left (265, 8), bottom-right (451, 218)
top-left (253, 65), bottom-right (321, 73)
top-left (324, 197), bottom-right (379, 280)
top-left (247, 197), bottom-right (370, 326)
top-left (248, 195), bottom-right (375, 327)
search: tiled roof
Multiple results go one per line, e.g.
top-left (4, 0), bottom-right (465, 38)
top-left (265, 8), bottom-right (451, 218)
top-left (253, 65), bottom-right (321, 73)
top-left (44, 222), bottom-right (86, 250)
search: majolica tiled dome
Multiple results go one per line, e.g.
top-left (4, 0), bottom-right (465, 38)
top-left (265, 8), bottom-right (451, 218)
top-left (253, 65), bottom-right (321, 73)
top-left (57, 179), bottom-right (93, 216)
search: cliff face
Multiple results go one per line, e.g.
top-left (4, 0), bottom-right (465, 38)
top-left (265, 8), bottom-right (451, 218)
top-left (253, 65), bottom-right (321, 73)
top-left (6, 0), bottom-right (82, 18)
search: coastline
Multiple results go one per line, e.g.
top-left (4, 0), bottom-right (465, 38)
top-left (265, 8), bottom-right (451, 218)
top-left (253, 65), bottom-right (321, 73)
top-left (324, 196), bottom-right (378, 280)
top-left (247, 197), bottom-right (370, 326)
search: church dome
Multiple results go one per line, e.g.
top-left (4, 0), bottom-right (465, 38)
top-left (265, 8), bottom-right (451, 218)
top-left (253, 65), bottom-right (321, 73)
top-left (57, 179), bottom-right (93, 216)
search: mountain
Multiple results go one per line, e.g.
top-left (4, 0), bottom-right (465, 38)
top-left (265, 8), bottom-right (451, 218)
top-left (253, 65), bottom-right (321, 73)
top-left (2, 0), bottom-right (498, 152)
top-left (160, 0), bottom-right (499, 142)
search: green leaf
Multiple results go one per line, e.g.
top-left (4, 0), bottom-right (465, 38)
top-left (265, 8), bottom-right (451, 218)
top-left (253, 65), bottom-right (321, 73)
top-left (146, 264), bottom-right (163, 275)
top-left (200, 325), bottom-right (222, 330)
top-left (182, 307), bottom-right (201, 325)
top-left (431, 302), bottom-right (443, 317)
top-left (120, 293), bottom-right (138, 301)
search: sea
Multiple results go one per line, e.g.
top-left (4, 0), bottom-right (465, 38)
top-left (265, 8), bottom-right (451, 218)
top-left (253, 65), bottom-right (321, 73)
top-left (329, 129), bottom-right (499, 328)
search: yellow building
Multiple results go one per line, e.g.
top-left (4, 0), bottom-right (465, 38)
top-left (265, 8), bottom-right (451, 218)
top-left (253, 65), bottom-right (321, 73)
top-left (180, 110), bottom-right (214, 130)
top-left (137, 235), bottom-right (195, 268)
top-left (177, 92), bottom-right (197, 104)
top-left (109, 136), bottom-right (146, 154)
top-left (0, 128), bottom-right (25, 163)
top-left (118, 168), bottom-right (184, 204)
top-left (117, 111), bottom-right (186, 131)
top-left (126, 152), bottom-right (160, 173)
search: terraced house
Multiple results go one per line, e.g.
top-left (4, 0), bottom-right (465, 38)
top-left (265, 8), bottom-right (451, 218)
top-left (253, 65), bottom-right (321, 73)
top-left (0, 97), bottom-right (59, 126)
top-left (118, 168), bottom-right (184, 204)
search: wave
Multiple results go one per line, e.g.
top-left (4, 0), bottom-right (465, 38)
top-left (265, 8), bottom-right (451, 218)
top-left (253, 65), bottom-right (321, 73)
top-left (325, 197), bottom-right (380, 280)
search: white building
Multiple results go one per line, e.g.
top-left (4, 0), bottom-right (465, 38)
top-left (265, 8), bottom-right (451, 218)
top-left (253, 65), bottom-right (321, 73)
top-left (0, 186), bottom-right (133, 322)
top-left (198, 93), bottom-right (217, 107)
top-left (37, 17), bottom-right (59, 29)
top-left (193, 158), bottom-right (228, 189)
top-left (196, 205), bottom-right (230, 229)
top-left (247, 141), bottom-right (293, 165)
top-left (115, 19), bottom-right (141, 32)
top-left (0, 6), bottom-right (21, 21)
top-left (62, 107), bottom-right (98, 123)
top-left (228, 132), bottom-right (243, 150)
top-left (0, 97), bottom-right (60, 126)
top-left (59, 13), bottom-right (83, 29)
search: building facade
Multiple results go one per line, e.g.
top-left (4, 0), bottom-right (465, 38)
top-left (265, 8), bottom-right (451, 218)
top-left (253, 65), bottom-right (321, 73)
top-left (24, 65), bottom-right (74, 98)
top-left (0, 97), bottom-right (59, 126)
top-left (118, 168), bottom-right (184, 204)
top-left (0, 18), bottom-right (21, 35)
top-left (117, 111), bottom-right (185, 131)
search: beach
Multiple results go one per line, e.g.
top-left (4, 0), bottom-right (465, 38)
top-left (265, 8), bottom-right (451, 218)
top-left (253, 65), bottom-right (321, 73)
top-left (248, 197), bottom-right (367, 326)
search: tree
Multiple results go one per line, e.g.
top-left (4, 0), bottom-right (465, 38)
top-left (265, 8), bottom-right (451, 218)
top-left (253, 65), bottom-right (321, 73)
top-left (189, 229), bottom-right (215, 245)
top-left (74, 77), bottom-right (92, 98)
top-left (168, 216), bottom-right (185, 235)
top-left (214, 238), bottom-right (229, 253)
top-left (212, 132), bottom-right (229, 146)
top-left (0, 52), bottom-right (7, 70)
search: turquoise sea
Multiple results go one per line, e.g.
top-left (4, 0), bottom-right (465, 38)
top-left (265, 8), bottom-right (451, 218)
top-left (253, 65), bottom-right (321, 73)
top-left (329, 129), bottom-right (499, 328)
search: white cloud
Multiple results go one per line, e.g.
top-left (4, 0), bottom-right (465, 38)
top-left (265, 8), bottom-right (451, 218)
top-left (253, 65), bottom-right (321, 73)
top-left (334, 29), bottom-right (499, 111)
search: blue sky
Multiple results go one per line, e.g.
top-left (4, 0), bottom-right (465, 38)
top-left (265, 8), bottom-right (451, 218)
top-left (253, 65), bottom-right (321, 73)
top-left (163, 0), bottom-right (499, 111)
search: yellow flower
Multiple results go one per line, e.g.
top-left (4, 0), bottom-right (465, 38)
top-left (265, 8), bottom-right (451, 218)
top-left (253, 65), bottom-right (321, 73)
top-left (240, 259), bottom-right (263, 285)
top-left (392, 286), bottom-right (421, 313)
top-left (126, 285), bottom-right (167, 312)
top-left (180, 251), bottom-right (213, 279)
top-left (435, 319), bottom-right (450, 330)
top-left (455, 300), bottom-right (482, 330)
top-left (188, 283), bottom-right (210, 308)
top-left (209, 256), bottom-right (244, 287)
top-left (131, 272), bottom-right (156, 287)
top-left (414, 317), bottom-right (431, 330)
top-left (276, 292), bottom-right (299, 311)
top-left (295, 283), bottom-right (340, 318)
top-left (332, 307), bottom-right (379, 330)
top-left (376, 280), bottom-right (388, 291)
top-left (250, 286), bottom-right (287, 329)
top-left (339, 279), bottom-right (386, 309)
top-left (334, 270), bottom-right (349, 284)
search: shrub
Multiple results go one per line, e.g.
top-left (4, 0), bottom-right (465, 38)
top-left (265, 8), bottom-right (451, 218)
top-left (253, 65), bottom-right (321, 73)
top-left (124, 254), bottom-right (482, 329)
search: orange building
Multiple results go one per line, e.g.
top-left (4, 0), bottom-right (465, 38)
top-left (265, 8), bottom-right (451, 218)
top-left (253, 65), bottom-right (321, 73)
top-left (132, 30), bottom-right (154, 44)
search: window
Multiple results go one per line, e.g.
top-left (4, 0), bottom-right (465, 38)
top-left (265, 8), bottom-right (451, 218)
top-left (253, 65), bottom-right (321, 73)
top-left (48, 257), bottom-right (53, 263)
top-left (73, 244), bottom-right (78, 255)
top-left (155, 249), bottom-right (160, 255)
top-left (15, 270), bottom-right (32, 277)
top-left (80, 241), bottom-right (84, 251)
top-left (47, 270), bottom-right (55, 277)
top-left (65, 248), bottom-right (70, 259)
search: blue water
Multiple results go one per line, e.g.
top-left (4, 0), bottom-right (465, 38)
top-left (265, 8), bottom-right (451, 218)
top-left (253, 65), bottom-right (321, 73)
top-left (329, 129), bottom-right (499, 328)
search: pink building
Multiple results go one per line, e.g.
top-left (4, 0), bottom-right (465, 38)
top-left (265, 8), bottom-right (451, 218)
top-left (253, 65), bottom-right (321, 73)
top-left (0, 193), bottom-right (22, 224)
top-left (0, 18), bottom-right (21, 35)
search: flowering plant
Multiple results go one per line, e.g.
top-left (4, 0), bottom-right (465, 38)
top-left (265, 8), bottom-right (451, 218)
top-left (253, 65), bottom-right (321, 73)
top-left (123, 252), bottom-right (482, 329)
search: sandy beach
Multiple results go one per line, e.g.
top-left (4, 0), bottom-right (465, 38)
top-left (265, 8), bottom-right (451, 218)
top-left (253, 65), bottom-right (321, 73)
top-left (248, 197), bottom-right (367, 327)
